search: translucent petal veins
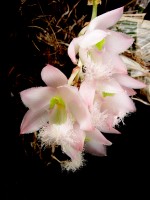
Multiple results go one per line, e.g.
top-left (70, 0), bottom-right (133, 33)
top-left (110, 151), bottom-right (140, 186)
top-left (95, 39), bottom-right (105, 50)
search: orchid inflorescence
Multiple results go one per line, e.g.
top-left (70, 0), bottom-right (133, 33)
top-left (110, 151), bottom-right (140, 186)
top-left (20, 7), bottom-right (145, 171)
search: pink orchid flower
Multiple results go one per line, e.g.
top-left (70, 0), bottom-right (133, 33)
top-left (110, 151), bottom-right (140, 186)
top-left (20, 64), bottom-right (112, 170)
top-left (20, 64), bottom-right (93, 134)
top-left (68, 7), bottom-right (133, 75)
top-left (79, 76), bottom-right (145, 133)
top-left (20, 65), bottom-right (93, 169)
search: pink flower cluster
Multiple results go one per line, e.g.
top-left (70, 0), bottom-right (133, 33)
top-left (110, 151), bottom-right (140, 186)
top-left (20, 7), bottom-right (145, 171)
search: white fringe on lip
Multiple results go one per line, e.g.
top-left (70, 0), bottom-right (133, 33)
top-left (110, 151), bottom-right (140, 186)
top-left (38, 117), bottom-right (86, 171)
top-left (38, 117), bottom-right (75, 148)
top-left (91, 101), bottom-right (108, 127)
top-left (61, 152), bottom-right (85, 172)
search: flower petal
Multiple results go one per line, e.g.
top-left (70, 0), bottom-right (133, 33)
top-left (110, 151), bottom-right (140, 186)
top-left (58, 85), bottom-right (93, 131)
top-left (85, 128), bottom-right (112, 156)
top-left (85, 141), bottom-right (107, 156)
top-left (41, 64), bottom-right (68, 87)
top-left (88, 7), bottom-right (123, 31)
top-left (97, 78), bottom-right (123, 94)
top-left (78, 48), bottom-right (91, 67)
top-left (86, 128), bottom-right (112, 146)
top-left (101, 92), bottom-right (136, 116)
top-left (113, 74), bottom-right (146, 89)
top-left (98, 124), bottom-right (120, 134)
top-left (122, 87), bottom-right (137, 96)
top-left (102, 52), bottom-right (127, 74)
top-left (79, 80), bottom-right (96, 110)
top-left (97, 79), bottom-right (136, 115)
top-left (20, 86), bottom-right (56, 110)
top-left (79, 30), bottom-right (108, 48)
top-left (62, 145), bottom-right (81, 160)
top-left (105, 30), bottom-right (134, 54)
top-left (68, 37), bottom-right (81, 64)
top-left (72, 123), bottom-right (86, 151)
top-left (20, 109), bottom-right (49, 134)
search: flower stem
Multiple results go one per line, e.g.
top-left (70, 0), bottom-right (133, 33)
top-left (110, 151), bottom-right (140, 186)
top-left (91, 0), bottom-right (98, 20)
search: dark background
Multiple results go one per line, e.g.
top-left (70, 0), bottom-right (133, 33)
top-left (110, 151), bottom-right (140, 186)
top-left (1, 0), bottom-right (150, 199)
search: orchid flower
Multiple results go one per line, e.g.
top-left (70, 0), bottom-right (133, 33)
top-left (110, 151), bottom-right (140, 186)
top-left (20, 65), bottom-right (94, 167)
top-left (68, 7), bottom-right (133, 77)
top-left (79, 75), bottom-right (145, 133)
top-left (20, 64), bottom-right (93, 134)
top-left (20, 64), bottom-right (112, 171)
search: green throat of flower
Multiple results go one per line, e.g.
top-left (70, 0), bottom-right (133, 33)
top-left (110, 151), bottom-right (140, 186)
top-left (49, 96), bottom-right (67, 124)
top-left (102, 91), bottom-right (115, 97)
top-left (96, 39), bottom-right (105, 51)
top-left (85, 137), bottom-right (91, 142)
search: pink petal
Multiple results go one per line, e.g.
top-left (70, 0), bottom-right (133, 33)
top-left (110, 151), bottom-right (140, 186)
top-left (86, 48), bottom-right (103, 64)
top-left (113, 74), bottom-right (146, 89)
top-left (85, 141), bottom-right (107, 156)
top-left (79, 80), bottom-right (96, 110)
top-left (20, 86), bottom-right (56, 110)
top-left (79, 30), bottom-right (108, 48)
top-left (88, 7), bottom-right (123, 30)
top-left (101, 92), bottom-right (136, 115)
top-left (96, 114), bottom-right (120, 134)
top-left (102, 52), bottom-right (127, 74)
top-left (97, 78), bottom-right (123, 94)
top-left (62, 145), bottom-right (80, 160)
top-left (78, 48), bottom-right (90, 67)
top-left (86, 128), bottom-right (112, 146)
top-left (57, 85), bottom-right (93, 131)
top-left (41, 64), bottom-right (68, 87)
top-left (72, 123), bottom-right (86, 151)
top-left (98, 125), bottom-right (120, 134)
top-left (122, 87), bottom-right (137, 96)
top-left (68, 37), bottom-right (81, 64)
top-left (105, 30), bottom-right (134, 54)
top-left (20, 109), bottom-right (49, 134)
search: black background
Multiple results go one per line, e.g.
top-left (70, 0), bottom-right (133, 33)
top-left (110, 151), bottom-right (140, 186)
top-left (1, 0), bottom-right (150, 199)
